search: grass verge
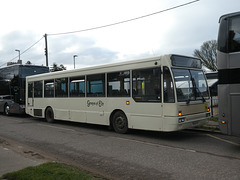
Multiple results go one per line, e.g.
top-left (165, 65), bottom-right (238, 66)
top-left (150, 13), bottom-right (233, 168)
top-left (210, 116), bottom-right (218, 122)
top-left (0, 162), bottom-right (96, 180)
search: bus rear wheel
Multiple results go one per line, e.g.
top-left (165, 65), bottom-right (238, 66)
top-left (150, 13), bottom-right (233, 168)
top-left (112, 111), bottom-right (128, 134)
top-left (4, 104), bottom-right (10, 116)
top-left (45, 107), bottom-right (54, 123)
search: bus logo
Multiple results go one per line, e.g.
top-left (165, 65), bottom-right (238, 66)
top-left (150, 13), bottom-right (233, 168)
top-left (87, 100), bottom-right (104, 107)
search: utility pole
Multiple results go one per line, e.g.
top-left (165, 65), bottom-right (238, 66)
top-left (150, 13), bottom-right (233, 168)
top-left (15, 49), bottom-right (20, 60)
top-left (73, 55), bottom-right (78, 69)
top-left (44, 34), bottom-right (49, 67)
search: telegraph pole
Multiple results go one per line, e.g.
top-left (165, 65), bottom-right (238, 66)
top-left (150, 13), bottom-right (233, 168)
top-left (44, 34), bottom-right (49, 67)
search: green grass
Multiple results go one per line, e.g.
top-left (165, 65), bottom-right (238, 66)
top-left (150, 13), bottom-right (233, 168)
top-left (210, 116), bottom-right (218, 122)
top-left (0, 162), bottom-right (96, 180)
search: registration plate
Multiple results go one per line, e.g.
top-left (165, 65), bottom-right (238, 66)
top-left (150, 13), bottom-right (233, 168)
top-left (192, 121), bottom-right (199, 126)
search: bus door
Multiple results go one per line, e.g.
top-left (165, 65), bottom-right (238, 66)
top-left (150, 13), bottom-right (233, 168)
top-left (162, 66), bottom-right (176, 130)
top-left (131, 67), bottom-right (162, 131)
top-left (27, 82), bottom-right (34, 106)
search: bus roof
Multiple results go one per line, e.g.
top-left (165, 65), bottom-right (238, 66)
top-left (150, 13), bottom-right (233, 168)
top-left (0, 64), bottom-right (49, 70)
top-left (26, 54), bottom-right (201, 80)
top-left (219, 11), bottom-right (240, 22)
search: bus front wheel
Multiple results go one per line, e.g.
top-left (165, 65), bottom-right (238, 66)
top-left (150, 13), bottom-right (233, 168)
top-left (112, 111), bottom-right (128, 134)
top-left (45, 107), bottom-right (54, 123)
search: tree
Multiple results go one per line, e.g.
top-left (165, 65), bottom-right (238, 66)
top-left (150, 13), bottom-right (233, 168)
top-left (193, 40), bottom-right (217, 71)
top-left (50, 63), bottom-right (67, 72)
top-left (26, 61), bottom-right (32, 65)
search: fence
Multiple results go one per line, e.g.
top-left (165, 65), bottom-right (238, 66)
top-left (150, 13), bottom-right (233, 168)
top-left (210, 96), bottom-right (218, 117)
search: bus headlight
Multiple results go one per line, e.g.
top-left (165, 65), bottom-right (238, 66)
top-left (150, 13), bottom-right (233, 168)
top-left (178, 117), bottom-right (185, 123)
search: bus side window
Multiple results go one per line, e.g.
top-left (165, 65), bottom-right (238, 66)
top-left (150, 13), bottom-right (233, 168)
top-left (107, 71), bottom-right (130, 97)
top-left (229, 16), bottom-right (240, 53)
top-left (28, 82), bottom-right (33, 98)
top-left (132, 67), bottom-right (161, 102)
top-left (55, 78), bottom-right (68, 97)
top-left (34, 81), bottom-right (43, 98)
top-left (87, 74), bottom-right (105, 97)
top-left (70, 76), bottom-right (85, 97)
top-left (163, 67), bottom-right (175, 103)
top-left (44, 80), bottom-right (54, 97)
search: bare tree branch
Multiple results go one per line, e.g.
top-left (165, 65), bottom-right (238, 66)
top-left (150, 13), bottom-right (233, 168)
top-left (193, 40), bottom-right (217, 71)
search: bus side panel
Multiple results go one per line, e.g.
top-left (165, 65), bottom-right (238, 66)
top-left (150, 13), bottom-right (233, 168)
top-left (70, 110), bottom-right (87, 123)
top-left (217, 51), bottom-right (228, 70)
top-left (55, 108), bottom-right (70, 121)
top-left (68, 99), bottom-right (87, 123)
top-left (129, 102), bottom-right (163, 131)
top-left (218, 84), bottom-right (229, 135)
top-left (85, 98), bottom-right (107, 125)
top-left (229, 52), bottom-right (240, 69)
top-left (52, 98), bottom-right (87, 123)
top-left (230, 94), bottom-right (240, 136)
top-left (130, 115), bottom-right (162, 131)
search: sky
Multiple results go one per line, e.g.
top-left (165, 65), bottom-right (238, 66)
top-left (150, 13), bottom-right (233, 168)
top-left (0, 0), bottom-right (239, 70)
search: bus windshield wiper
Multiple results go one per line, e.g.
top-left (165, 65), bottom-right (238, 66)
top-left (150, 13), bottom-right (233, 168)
top-left (196, 87), bottom-right (206, 102)
top-left (186, 98), bottom-right (191, 105)
top-left (191, 77), bottom-right (206, 103)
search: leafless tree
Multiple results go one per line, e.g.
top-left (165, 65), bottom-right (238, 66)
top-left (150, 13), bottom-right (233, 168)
top-left (193, 40), bottom-right (217, 71)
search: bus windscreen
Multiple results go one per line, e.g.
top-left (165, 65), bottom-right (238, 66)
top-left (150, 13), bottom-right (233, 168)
top-left (20, 66), bottom-right (49, 78)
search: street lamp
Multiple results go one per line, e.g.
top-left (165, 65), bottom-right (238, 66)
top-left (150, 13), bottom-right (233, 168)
top-left (15, 49), bottom-right (20, 60)
top-left (73, 55), bottom-right (78, 69)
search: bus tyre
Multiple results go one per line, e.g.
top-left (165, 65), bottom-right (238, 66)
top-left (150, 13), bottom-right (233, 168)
top-left (4, 104), bottom-right (10, 116)
top-left (112, 111), bottom-right (128, 134)
top-left (45, 107), bottom-right (54, 123)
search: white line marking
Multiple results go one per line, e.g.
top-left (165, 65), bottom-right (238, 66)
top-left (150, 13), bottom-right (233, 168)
top-left (37, 124), bottom-right (75, 132)
top-left (114, 137), bottom-right (197, 153)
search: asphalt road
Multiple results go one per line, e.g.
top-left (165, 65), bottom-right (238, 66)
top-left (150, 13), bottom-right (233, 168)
top-left (0, 115), bottom-right (239, 180)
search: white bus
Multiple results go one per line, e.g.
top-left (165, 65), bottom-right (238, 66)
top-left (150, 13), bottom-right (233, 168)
top-left (26, 54), bottom-right (211, 133)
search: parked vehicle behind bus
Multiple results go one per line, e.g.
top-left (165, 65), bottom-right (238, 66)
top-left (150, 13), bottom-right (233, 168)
top-left (0, 64), bottom-right (49, 115)
top-left (26, 54), bottom-right (210, 133)
top-left (217, 11), bottom-right (240, 136)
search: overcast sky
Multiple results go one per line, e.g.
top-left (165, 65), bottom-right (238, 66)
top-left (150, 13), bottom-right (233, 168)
top-left (0, 0), bottom-right (239, 70)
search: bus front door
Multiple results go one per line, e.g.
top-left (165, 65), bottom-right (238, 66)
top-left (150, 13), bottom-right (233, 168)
top-left (27, 82), bottom-right (34, 106)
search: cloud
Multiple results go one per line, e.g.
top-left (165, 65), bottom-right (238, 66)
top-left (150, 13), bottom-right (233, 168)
top-left (0, 31), bottom-right (119, 69)
top-left (47, 35), bottom-right (119, 69)
top-left (1, 0), bottom-right (240, 69)
top-left (0, 31), bottom-right (45, 66)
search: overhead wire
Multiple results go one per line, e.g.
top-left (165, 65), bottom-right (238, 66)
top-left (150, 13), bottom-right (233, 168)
top-left (4, 36), bottom-right (44, 66)
top-left (4, 0), bottom-right (199, 66)
top-left (48, 0), bottom-right (199, 36)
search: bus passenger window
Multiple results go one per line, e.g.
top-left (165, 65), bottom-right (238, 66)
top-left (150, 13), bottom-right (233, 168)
top-left (34, 81), bottom-right (43, 98)
top-left (44, 80), bottom-right (54, 97)
top-left (70, 76), bottom-right (85, 97)
top-left (132, 68), bottom-right (161, 102)
top-left (55, 78), bottom-right (68, 97)
top-left (87, 74), bottom-right (105, 97)
top-left (107, 71), bottom-right (130, 97)
top-left (163, 67), bottom-right (175, 103)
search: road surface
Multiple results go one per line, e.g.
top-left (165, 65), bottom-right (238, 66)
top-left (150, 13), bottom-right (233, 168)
top-left (0, 115), bottom-right (239, 180)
